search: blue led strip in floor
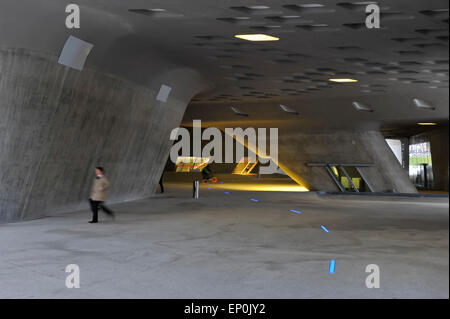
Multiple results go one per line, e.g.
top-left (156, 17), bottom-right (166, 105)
top-left (289, 209), bottom-right (302, 214)
top-left (321, 225), bottom-right (330, 233)
top-left (250, 198), bottom-right (259, 202)
top-left (329, 260), bottom-right (336, 273)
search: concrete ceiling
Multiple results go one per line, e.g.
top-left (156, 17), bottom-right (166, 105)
top-left (0, 0), bottom-right (448, 132)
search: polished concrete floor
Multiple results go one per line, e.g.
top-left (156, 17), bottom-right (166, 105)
top-left (0, 174), bottom-right (448, 298)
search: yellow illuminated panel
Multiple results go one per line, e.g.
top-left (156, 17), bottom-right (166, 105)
top-left (175, 157), bottom-right (210, 173)
top-left (232, 157), bottom-right (258, 175)
top-left (340, 177), bottom-right (361, 190)
top-left (329, 78), bottom-right (358, 83)
top-left (234, 34), bottom-right (280, 41)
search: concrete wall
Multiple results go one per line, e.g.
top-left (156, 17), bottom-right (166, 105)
top-left (0, 48), bottom-right (205, 222)
top-left (429, 127), bottom-right (449, 192)
top-left (276, 129), bottom-right (418, 193)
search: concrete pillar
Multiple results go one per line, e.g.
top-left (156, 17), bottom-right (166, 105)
top-left (428, 127), bottom-right (449, 192)
top-left (276, 129), bottom-right (418, 193)
top-left (0, 48), bottom-right (205, 222)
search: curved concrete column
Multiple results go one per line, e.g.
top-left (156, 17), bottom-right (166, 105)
top-left (276, 129), bottom-right (417, 193)
top-left (0, 48), bottom-right (206, 222)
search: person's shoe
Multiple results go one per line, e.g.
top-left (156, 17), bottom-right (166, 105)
top-left (88, 220), bottom-right (98, 223)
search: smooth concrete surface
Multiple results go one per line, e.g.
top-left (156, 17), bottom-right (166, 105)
top-left (429, 127), bottom-right (450, 192)
top-left (0, 175), bottom-right (447, 298)
top-left (0, 48), bottom-right (205, 222)
top-left (277, 130), bottom-right (418, 193)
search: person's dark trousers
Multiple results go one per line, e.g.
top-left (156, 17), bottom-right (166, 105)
top-left (159, 176), bottom-right (164, 193)
top-left (89, 199), bottom-right (115, 222)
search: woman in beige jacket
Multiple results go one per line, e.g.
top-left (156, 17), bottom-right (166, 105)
top-left (89, 166), bottom-right (115, 223)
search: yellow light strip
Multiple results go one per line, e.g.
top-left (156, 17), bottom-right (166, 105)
top-left (417, 122), bottom-right (437, 126)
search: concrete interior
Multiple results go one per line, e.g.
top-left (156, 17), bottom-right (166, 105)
top-left (0, 0), bottom-right (448, 299)
top-left (0, 175), bottom-right (448, 298)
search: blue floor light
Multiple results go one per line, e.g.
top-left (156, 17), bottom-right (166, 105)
top-left (329, 260), bottom-right (336, 273)
top-left (290, 209), bottom-right (302, 214)
top-left (321, 225), bottom-right (330, 233)
top-left (250, 198), bottom-right (259, 202)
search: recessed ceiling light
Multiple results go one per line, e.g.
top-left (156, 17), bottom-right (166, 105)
top-left (234, 34), bottom-right (280, 41)
top-left (329, 78), bottom-right (358, 83)
top-left (417, 122), bottom-right (437, 126)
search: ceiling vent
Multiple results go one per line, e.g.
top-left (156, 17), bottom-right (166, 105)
top-left (217, 17), bottom-right (254, 25)
top-left (128, 9), bottom-right (182, 18)
top-left (297, 24), bottom-right (340, 31)
top-left (284, 4), bottom-right (335, 14)
top-left (420, 9), bottom-right (449, 18)
top-left (230, 6), bottom-right (279, 15)
top-left (337, 2), bottom-right (383, 11)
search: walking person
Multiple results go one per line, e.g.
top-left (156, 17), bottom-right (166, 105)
top-left (159, 173), bottom-right (164, 194)
top-left (201, 164), bottom-right (212, 182)
top-left (89, 166), bottom-right (115, 223)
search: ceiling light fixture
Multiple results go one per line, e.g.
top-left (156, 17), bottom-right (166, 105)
top-left (247, 5), bottom-right (270, 10)
top-left (352, 101), bottom-right (374, 112)
top-left (329, 78), bottom-right (358, 83)
top-left (417, 122), bottom-right (437, 126)
top-left (230, 106), bottom-right (249, 117)
top-left (280, 104), bottom-right (299, 115)
top-left (234, 34), bottom-right (280, 41)
top-left (413, 98), bottom-right (436, 110)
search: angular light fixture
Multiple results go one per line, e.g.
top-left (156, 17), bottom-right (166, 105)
top-left (234, 34), bottom-right (280, 41)
top-left (58, 35), bottom-right (94, 71)
top-left (417, 122), bottom-right (437, 126)
top-left (329, 78), bottom-right (358, 83)
top-left (230, 106), bottom-right (248, 116)
top-left (413, 98), bottom-right (436, 110)
top-left (247, 5), bottom-right (270, 10)
top-left (280, 104), bottom-right (299, 115)
top-left (156, 84), bottom-right (172, 102)
top-left (352, 101), bottom-right (374, 112)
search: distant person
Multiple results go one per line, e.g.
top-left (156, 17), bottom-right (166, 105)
top-left (89, 166), bottom-right (115, 223)
top-left (159, 173), bottom-right (164, 193)
top-left (201, 164), bottom-right (212, 182)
